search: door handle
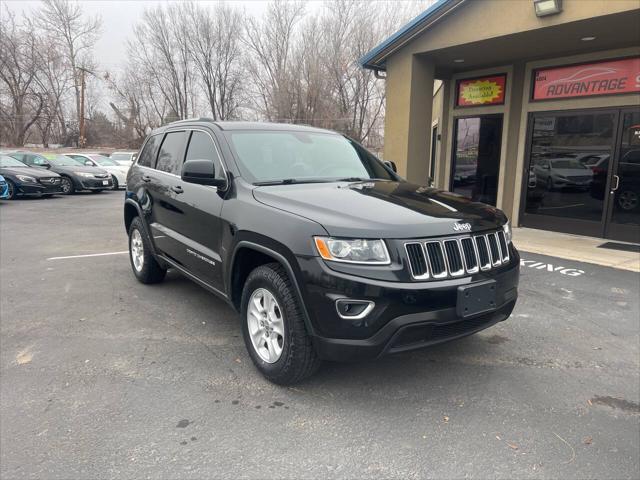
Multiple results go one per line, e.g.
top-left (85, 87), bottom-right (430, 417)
top-left (142, 175), bottom-right (151, 183)
top-left (171, 185), bottom-right (184, 194)
top-left (611, 175), bottom-right (620, 192)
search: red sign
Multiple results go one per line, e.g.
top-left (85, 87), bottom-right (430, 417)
top-left (456, 75), bottom-right (506, 107)
top-left (533, 57), bottom-right (640, 100)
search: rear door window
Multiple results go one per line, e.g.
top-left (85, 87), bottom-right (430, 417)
top-left (137, 134), bottom-right (162, 168)
top-left (156, 131), bottom-right (188, 175)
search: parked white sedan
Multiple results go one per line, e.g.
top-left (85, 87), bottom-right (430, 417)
top-left (64, 153), bottom-right (129, 190)
top-left (109, 151), bottom-right (138, 169)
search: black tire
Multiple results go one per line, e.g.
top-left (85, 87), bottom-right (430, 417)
top-left (60, 176), bottom-right (74, 195)
top-left (111, 175), bottom-right (119, 190)
top-left (241, 263), bottom-right (321, 385)
top-left (5, 180), bottom-right (17, 200)
top-left (128, 216), bottom-right (166, 284)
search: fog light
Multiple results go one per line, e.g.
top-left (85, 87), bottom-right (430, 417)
top-left (335, 299), bottom-right (375, 320)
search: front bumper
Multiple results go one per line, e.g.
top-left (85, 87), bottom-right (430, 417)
top-left (299, 248), bottom-right (520, 362)
top-left (16, 182), bottom-right (63, 195)
top-left (78, 177), bottom-right (112, 190)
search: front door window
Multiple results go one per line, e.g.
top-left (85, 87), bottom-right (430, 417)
top-left (451, 115), bottom-right (502, 206)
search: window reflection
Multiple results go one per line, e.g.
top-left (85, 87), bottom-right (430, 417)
top-left (524, 113), bottom-right (615, 222)
top-left (452, 116), bottom-right (502, 206)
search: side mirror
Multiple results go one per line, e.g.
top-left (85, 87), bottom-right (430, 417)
top-left (181, 159), bottom-right (227, 189)
top-left (84, 160), bottom-right (93, 166)
top-left (384, 160), bottom-right (397, 173)
top-left (42, 162), bottom-right (52, 169)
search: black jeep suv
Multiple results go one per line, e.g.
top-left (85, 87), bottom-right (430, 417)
top-left (125, 120), bottom-right (519, 384)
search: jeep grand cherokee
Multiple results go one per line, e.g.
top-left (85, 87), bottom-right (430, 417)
top-left (124, 120), bottom-right (519, 384)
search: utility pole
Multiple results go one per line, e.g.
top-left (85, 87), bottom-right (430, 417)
top-left (78, 67), bottom-right (86, 148)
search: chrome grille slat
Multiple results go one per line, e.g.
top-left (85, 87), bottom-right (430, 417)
top-left (497, 230), bottom-right (510, 263)
top-left (405, 230), bottom-right (509, 280)
top-left (425, 241), bottom-right (447, 278)
top-left (404, 242), bottom-right (429, 279)
top-left (487, 233), bottom-right (502, 267)
top-left (443, 240), bottom-right (464, 277)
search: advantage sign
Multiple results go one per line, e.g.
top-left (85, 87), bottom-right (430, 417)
top-left (456, 75), bottom-right (506, 107)
top-left (533, 57), bottom-right (640, 101)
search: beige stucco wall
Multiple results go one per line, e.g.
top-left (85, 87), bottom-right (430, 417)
top-left (383, 0), bottom-right (639, 60)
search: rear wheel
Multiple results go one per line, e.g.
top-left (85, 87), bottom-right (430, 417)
top-left (60, 176), bottom-right (74, 195)
top-left (128, 216), bottom-right (166, 284)
top-left (241, 263), bottom-right (321, 384)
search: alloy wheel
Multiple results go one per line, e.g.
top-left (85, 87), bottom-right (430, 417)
top-left (247, 288), bottom-right (285, 363)
top-left (61, 178), bottom-right (72, 194)
top-left (618, 190), bottom-right (638, 211)
top-left (130, 228), bottom-right (144, 272)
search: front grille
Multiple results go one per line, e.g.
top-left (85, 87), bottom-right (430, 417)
top-left (94, 173), bottom-right (108, 179)
top-left (405, 230), bottom-right (510, 280)
top-left (38, 177), bottom-right (60, 184)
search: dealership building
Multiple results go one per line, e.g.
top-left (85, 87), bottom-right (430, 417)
top-left (361, 0), bottom-right (640, 243)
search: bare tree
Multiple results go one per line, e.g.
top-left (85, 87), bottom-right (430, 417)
top-left (129, 4), bottom-right (193, 121)
top-left (244, 0), bottom-right (306, 121)
top-left (33, 0), bottom-right (101, 125)
top-left (0, 8), bottom-right (44, 146)
top-left (185, 2), bottom-right (244, 120)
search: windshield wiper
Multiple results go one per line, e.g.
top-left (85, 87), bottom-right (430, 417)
top-left (253, 178), bottom-right (333, 186)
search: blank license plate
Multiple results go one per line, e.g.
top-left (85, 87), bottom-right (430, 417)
top-left (102, 180), bottom-right (109, 185)
top-left (457, 280), bottom-right (497, 318)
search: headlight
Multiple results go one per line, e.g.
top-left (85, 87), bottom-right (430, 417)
top-left (314, 237), bottom-right (390, 264)
top-left (16, 174), bottom-right (36, 183)
top-left (74, 172), bottom-right (94, 178)
top-left (502, 221), bottom-right (512, 244)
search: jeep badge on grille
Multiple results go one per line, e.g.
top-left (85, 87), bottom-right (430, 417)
top-left (453, 222), bottom-right (472, 232)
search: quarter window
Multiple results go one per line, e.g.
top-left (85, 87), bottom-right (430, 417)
top-left (156, 132), bottom-right (187, 175)
top-left (137, 134), bottom-right (162, 168)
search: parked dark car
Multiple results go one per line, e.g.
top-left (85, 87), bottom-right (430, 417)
top-left (9, 152), bottom-right (113, 194)
top-left (124, 120), bottom-right (519, 384)
top-left (0, 155), bottom-right (63, 199)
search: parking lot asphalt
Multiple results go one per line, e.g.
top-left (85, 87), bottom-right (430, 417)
top-left (1, 192), bottom-right (639, 480)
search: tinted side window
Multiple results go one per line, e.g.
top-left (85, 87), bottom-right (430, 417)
top-left (156, 132), bottom-right (187, 175)
top-left (29, 155), bottom-right (49, 166)
top-left (185, 131), bottom-right (223, 177)
top-left (137, 134), bottom-right (162, 168)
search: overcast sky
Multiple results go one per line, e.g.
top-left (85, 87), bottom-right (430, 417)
top-left (4, 0), bottom-right (324, 74)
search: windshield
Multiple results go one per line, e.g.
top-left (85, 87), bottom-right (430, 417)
top-left (550, 159), bottom-right (588, 169)
top-left (0, 155), bottom-right (29, 168)
top-left (89, 155), bottom-right (118, 166)
top-left (226, 131), bottom-right (395, 184)
top-left (45, 155), bottom-right (84, 166)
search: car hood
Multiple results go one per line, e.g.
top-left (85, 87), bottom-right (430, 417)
top-left (0, 166), bottom-right (61, 178)
top-left (44, 165), bottom-right (109, 175)
top-left (252, 180), bottom-right (506, 238)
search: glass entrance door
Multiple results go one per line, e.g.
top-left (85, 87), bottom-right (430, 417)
top-left (605, 109), bottom-right (640, 243)
top-left (451, 115), bottom-right (503, 206)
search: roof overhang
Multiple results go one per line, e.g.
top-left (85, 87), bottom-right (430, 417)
top-left (359, 0), bottom-right (465, 71)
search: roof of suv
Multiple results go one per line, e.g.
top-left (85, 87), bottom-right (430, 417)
top-left (164, 119), bottom-right (335, 134)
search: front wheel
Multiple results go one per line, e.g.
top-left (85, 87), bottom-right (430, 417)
top-left (111, 175), bottom-right (119, 190)
top-left (5, 180), bottom-right (17, 200)
top-left (60, 176), bottom-right (74, 195)
top-left (241, 263), bottom-right (321, 385)
top-left (128, 216), bottom-right (166, 284)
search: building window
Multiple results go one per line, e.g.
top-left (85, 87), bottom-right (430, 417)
top-left (451, 115), bottom-right (503, 205)
top-left (523, 112), bottom-right (615, 223)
